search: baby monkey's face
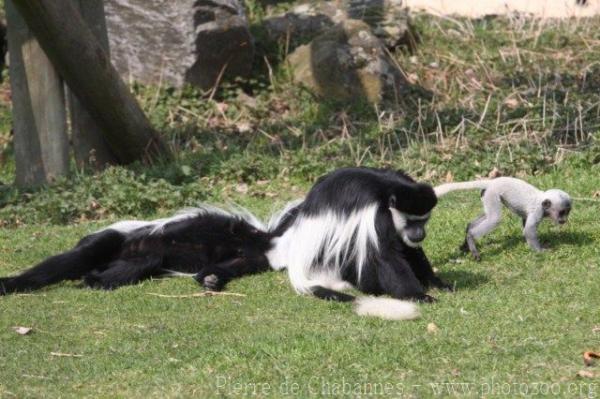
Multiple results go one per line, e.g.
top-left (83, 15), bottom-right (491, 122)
top-left (551, 205), bottom-right (571, 225)
top-left (542, 190), bottom-right (572, 226)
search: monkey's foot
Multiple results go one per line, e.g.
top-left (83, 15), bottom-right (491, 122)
top-left (203, 274), bottom-right (223, 291)
top-left (464, 234), bottom-right (482, 261)
top-left (194, 270), bottom-right (226, 291)
top-left (0, 278), bottom-right (13, 295)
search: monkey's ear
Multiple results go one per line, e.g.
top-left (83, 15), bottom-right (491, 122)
top-left (388, 195), bottom-right (397, 208)
top-left (542, 199), bottom-right (552, 209)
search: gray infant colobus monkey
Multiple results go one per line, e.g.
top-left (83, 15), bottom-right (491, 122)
top-left (435, 177), bottom-right (572, 260)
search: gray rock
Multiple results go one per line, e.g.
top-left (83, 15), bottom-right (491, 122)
top-left (286, 19), bottom-right (410, 104)
top-left (264, 0), bottom-right (416, 50)
top-left (347, 0), bottom-right (416, 49)
top-left (104, 0), bottom-right (254, 89)
top-left (264, 2), bottom-right (340, 43)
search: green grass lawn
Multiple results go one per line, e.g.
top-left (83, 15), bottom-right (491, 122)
top-left (0, 167), bottom-right (598, 398)
top-left (0, 8), bottom-right (600, 398)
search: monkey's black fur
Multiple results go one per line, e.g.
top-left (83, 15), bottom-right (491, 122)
top-left (302, 167), bottom-right (437, 217)
top-left (0, 212), bottom-right (272, 295)
top-left (1, 167), bottom-right (451, 310)
top-left (269, 167), bottom-right (451, 305)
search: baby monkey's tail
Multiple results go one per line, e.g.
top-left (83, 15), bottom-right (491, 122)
top-left (434, 180), bottom-right (492, 197)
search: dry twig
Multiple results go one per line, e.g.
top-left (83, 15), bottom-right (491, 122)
top-left (147, 291), bottom-right (246, 299)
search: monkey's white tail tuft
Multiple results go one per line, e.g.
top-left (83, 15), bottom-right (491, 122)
top-left (354, 297), bottom-right (420, 320)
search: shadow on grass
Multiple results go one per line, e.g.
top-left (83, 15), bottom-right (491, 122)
top-left (539, 230), bottom-right (596, 248)
top-left (437, 269), bottom-right (489, 291)
top-left (435, 230), bottom-right (594, 280)
top-left (472, 235), bottom-right (525, 259)
top-left (478, 230), bottom-right (594, 259)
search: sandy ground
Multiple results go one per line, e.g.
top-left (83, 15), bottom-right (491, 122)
top-left (403, 0), bottom-right (600, 18)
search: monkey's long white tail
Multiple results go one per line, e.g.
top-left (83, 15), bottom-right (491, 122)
top-left (354, 297), bottom-right (420, 320)
top-left (434, 180), bottom-right (492, 197)
top-left (307, 283), bottom-right (420, 320)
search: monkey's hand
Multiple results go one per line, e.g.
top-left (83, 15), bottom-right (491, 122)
top-left (524, 223), bottom-right (546, 252)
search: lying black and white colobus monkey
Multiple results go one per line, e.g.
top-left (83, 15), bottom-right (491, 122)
top-left (267, 167), bottom-right (452, 320)
top-left (435, 177), bottom-right (572, 260)
top-left (0, 206), bottom-right (273, 295)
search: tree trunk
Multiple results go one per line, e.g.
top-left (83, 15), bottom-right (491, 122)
top-left (10, 0), bottom-right (171, 164)
top-left (6, 0), bottom-right (69, 188)
top-left (68, 0), bottom-right (118, 170)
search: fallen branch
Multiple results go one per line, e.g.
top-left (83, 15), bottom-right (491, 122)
top-left (147, 291), bottom-right (246, 298)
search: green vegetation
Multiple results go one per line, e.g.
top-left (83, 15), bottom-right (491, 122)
top-left (1, 14), bottom-right (600, 226)
top-left (0, 10), bottom-right (599, 398)
top-left (1, 171), bottom-right (598, 397)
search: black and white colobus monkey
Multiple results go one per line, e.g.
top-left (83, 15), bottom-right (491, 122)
top-left (0, 206), bottom-right (273, 295)
top-left (267, 167), bottom-right (452, 320)
top-left (1, 168), bottom-right (451, 322)
top-left (435, 177), bottom-right (572, 260)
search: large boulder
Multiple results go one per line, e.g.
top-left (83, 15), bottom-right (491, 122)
top-left (104, 0), bottom-right (254, 89)
top-left (264, 0), bottom-right (416, 50)
top-left (286, 20), bottom-right (410, 104)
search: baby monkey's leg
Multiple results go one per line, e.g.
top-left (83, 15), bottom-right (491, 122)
top-left (462, 194), bottom-right (503, 260)
top-left (460, 214), bottom-right (484, 259)
top-left (523, 214), bottom-right (544, 251)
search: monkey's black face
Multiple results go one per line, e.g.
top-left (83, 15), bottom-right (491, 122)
top-left (403, 218), bottom-right (429, 243)
top-left (388, 190), bottom-right (435, 248)
top-left (389, 208), bottom-right (431, 248)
